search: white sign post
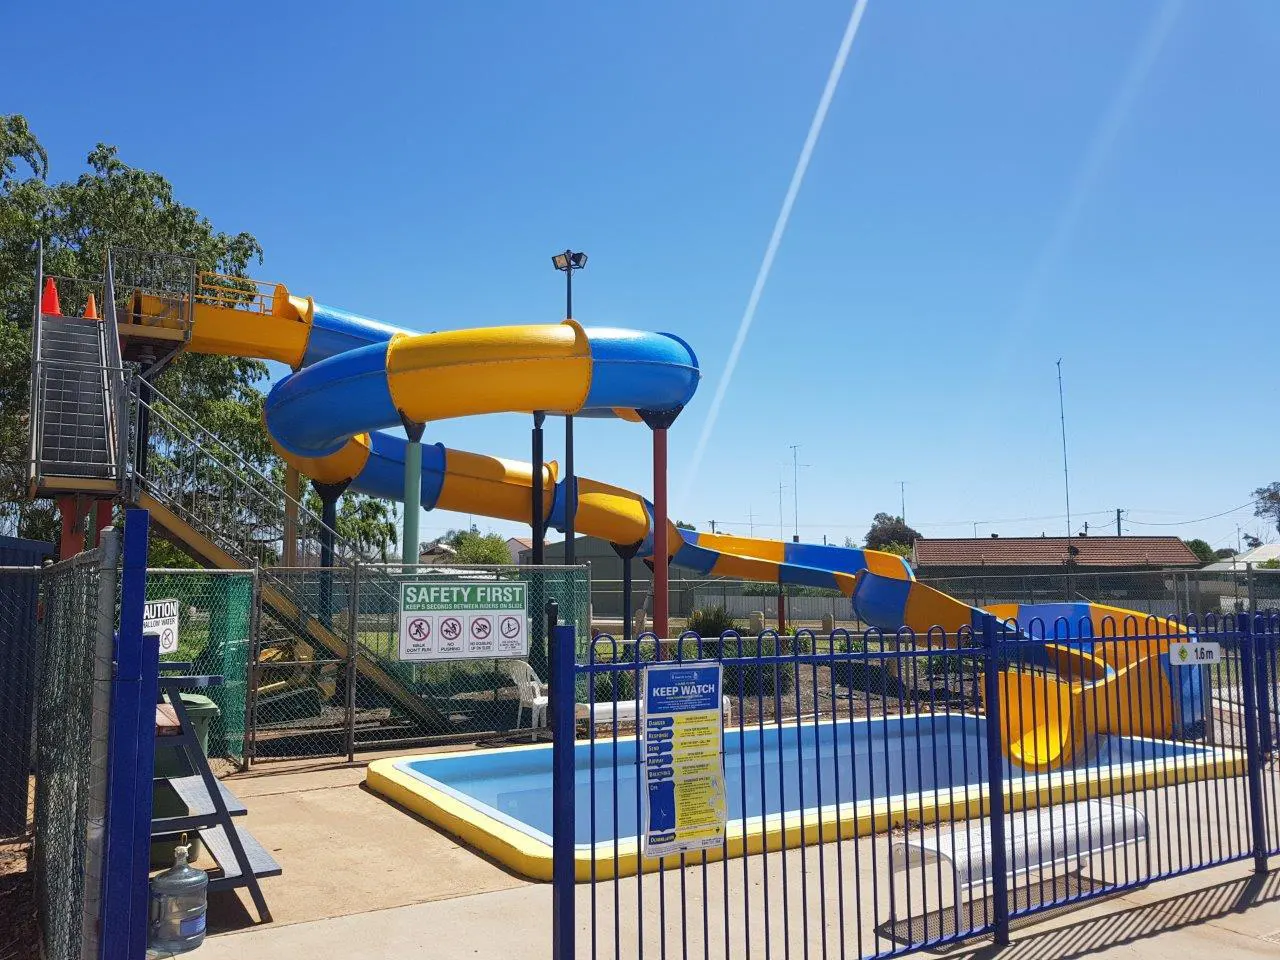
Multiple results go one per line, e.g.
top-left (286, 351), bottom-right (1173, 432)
top-left (399, 582), bottom-right (529, 661)
top-left (143, 598), bottom-right (181, 655)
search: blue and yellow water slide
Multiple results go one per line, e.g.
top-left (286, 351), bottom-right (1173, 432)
top-left (141, 276), bottom-right (910, 592)
top-left (139, 274), bottom-right (1195, 771)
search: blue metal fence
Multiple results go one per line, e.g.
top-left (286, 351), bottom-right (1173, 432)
top-left (552, 612), bottom-right (1278, 958)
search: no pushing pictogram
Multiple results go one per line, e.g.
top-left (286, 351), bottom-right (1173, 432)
top-left (439, 617), bottom-right (463, 642)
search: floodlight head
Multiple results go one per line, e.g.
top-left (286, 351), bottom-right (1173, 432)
top-left (569, 252), bottom-right (588, 269)
top-left (551, 253), bottom-right (571, 270)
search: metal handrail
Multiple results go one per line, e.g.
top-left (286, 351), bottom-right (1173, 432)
top-left (27, 241), bottom-right (44, 486)
top-left (195, 272), bottom-right (276, 314)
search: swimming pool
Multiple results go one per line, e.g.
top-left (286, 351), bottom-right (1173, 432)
top-left (366, 713), bottom-right (1245, 881)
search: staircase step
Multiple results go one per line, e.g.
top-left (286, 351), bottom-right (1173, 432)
top-left (200, 824), bottom-right (281, 887)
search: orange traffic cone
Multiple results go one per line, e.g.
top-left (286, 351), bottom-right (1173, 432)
top-left (83, 293), bottom-right (98, 320)
top-left (40, 277), bottom-right (61, 316)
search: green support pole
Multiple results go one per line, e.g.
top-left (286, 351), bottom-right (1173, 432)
top-left (402, 419), bottom-right (425, 567)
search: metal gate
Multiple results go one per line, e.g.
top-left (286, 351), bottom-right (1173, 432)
top-left (550, 613), bottom-right (1279, 958)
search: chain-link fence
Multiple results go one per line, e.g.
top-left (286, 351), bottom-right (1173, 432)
top-left (0, 567), bottom-right (43, 840)
top-left (239, 563), bottom-right (590, 760)
top-left (147, 569), bottom-right (253, 768)
top-left (32, 537), bottom-right (116, 960)
top-left (591, 567), bottom-right (1280, 634)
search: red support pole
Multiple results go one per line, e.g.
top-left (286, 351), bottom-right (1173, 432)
top-left (56, 495), bottom-right (86, 558)
top-left (94, 500), bottom-right (113, 543)
top-left (652, 426), bottom-right (669, 646)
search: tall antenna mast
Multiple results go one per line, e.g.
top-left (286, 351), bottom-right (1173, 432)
top-left (1057, 359), bottom-right (1072, 542)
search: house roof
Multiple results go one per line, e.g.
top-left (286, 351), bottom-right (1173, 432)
top-left (913, 535), bottom-right (1199, 569)
top-left (1202, 542), bottom-right (1280, 571)
top-left (507, 537), bottom-right (533, 549)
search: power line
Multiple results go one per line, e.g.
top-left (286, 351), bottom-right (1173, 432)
top-left (1124, 499), bottom-right (1262, 527)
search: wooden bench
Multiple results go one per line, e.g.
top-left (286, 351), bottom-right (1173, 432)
top-left (890, 799), bottom-right (1148, 917)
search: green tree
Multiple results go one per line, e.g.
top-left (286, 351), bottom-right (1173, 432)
top-left (1254, 483), bottom-right (1280, 538)
top-left (675, 520), bottom-right (696, 531)
top-left (1183, 538), bottom-right (1216, 564)
top-left (442, 528), bottom-right (511, 564)
top-left (1214, 547), bottom-right (1237, 561)
top-left (0, 117), bottom-right (397, 560)
top-left (863, 513), bottom-right (922, 551)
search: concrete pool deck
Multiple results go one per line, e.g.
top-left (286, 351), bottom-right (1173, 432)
top-left (201, 757), bottom-right (1280, 958)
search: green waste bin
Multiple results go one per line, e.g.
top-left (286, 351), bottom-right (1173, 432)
top-left (152, 693), bottom-right (221, 866)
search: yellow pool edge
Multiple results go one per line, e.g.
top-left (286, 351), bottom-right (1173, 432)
top-left (365, 739), bottom-right (1248, 884)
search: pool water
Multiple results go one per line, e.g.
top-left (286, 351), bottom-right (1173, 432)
top-left (395, 714), bottom-right (1211, 845)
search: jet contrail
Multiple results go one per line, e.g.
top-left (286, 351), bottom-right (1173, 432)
top-left (679, 0), bottom-right (871, 503)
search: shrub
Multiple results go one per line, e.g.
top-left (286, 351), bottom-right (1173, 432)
top-left (592, 669), bottom-right (635, 704)
top-left (686, 606), bottom-right (740, 637)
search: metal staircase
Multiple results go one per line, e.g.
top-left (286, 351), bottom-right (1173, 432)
top-left (123, 376), bottom-right (449, 732)
top-left (27, 249), bottom-right (125, 496)
top-left (27, 248), bottom-right (450, 737)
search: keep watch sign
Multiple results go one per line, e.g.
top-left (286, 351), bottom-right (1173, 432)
top-left (641, 663), bottom-right (728, 858)
top-left (143, 599), bottom-right (181, 655)
top-left (398, 581), bottom-right (528, 661)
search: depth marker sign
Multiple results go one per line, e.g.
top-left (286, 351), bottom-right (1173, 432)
top-left (399, 582), bottom-right (528, 661)
top-left (143, 599), bottom-right (181, 655)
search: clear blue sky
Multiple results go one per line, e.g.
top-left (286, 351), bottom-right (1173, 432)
top-left (9, 1), bottom-right (1279, 553)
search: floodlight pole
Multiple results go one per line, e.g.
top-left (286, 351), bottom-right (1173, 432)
top-left (553, 250), bottom-right (586, 566)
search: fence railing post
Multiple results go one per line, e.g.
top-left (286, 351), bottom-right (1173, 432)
top-left (549, 603), bottom-right (576, 960)
top-left (1237, 612), bottom-right (1269, 873)
top-left (100, 508), bottom-right (157, 960)
top-left (981, 613), bottom-right (1010, 945)
top-left (346, 562), bottom-right (360, 762)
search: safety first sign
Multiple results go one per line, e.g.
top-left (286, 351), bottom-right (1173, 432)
top-left (641, 663), bottom-right (727, 858)
top-left (143, 599), bottom-right (181, 655)
top-left (398, 582), bottom-right (528, 661)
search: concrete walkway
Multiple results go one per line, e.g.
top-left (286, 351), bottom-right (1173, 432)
top-left (201, 860), bottom-right (1280, 959)
top-left (201, 759), bottom-right (1280, 959)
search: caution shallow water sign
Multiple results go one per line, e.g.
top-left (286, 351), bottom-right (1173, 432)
top-left (143, 598), bottom-right (181, 655)
top-left (398, 582), bottom-right (528, 661)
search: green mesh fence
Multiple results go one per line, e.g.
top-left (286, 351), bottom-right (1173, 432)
top-left (147, 570), bottom-right (252, 765)
top-left (237, 564), bottom-right (588, 760)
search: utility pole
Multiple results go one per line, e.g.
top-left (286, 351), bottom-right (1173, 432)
top-left (789, 444), bottom-right (807, 543)
top-left (709, 520), bottom-right (718, 534)
top-left (778, 476), bottom-right (786, 541)
top-left (1082, 521), bottom-right (1089, 536)
top-left (899, 480), bottom-right (908, 523)
top-left (1057, 358), bottom-right (1074, 599)
top-left (1116, 508), bottom-right (1123, 536)
top-left (748, 507), bottom-right (755, 538)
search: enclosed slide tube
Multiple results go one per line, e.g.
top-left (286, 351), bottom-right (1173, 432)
top-left (154, 282), bottom-right (913, 593)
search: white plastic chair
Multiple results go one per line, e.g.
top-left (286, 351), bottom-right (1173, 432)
top-left (506, 660), bottom-right (548, 729)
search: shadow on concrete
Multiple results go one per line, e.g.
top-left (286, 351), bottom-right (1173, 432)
top-left (957, 868), bottom-right (1280, 960)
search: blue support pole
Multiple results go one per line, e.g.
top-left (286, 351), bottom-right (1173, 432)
top-left (1237, 613), bottom-right (1269, 874)
top-left (550, 613), bottom-right (577, 960)
top-left (981, 613), bottom-right (1010, 945)
top-left (101, 508), bottom-right (156, 960)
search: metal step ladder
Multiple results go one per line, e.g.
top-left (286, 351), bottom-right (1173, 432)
top-left (33, 315), bottom-right (116, 481)
top-left (152, 662), bottom-right (277, 922)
